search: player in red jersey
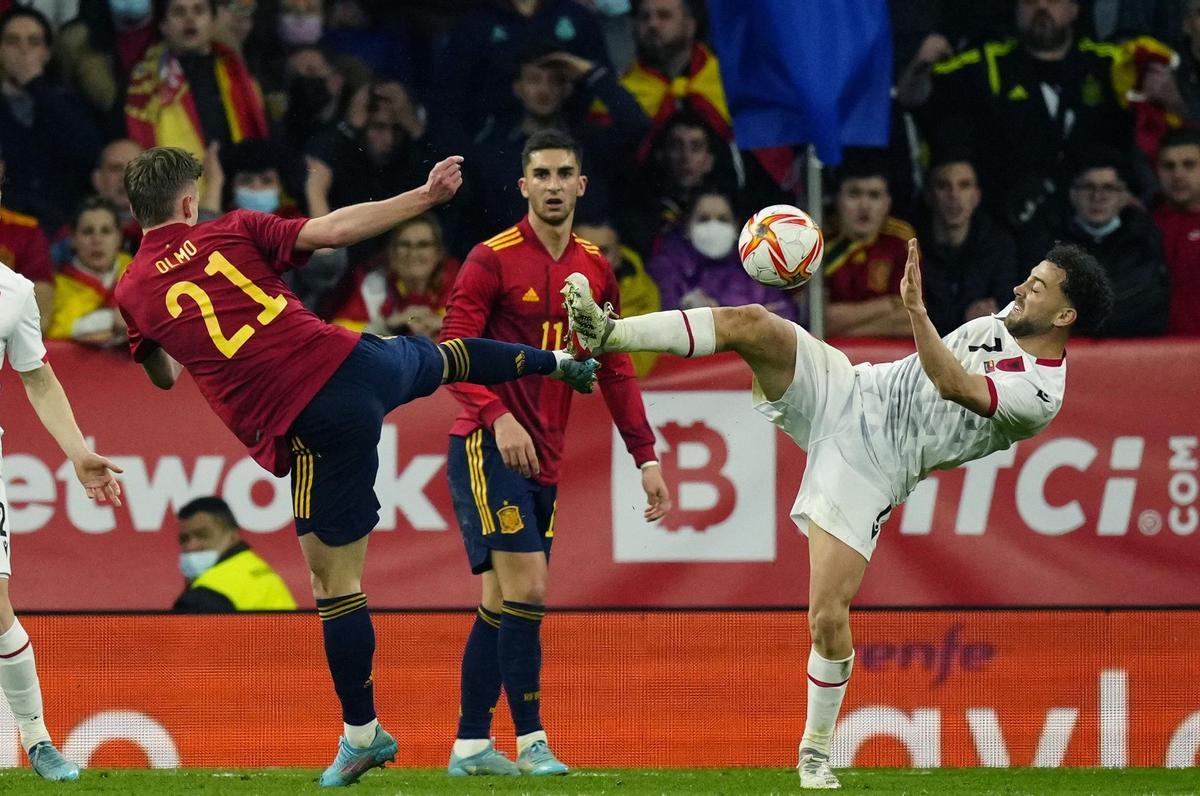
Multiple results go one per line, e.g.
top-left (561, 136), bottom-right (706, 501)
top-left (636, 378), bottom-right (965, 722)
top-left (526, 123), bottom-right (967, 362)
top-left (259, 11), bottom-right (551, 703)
top-left (115, 146), bottom-right (599, 787)
top-left (440, 130), bottom-right (671, 776)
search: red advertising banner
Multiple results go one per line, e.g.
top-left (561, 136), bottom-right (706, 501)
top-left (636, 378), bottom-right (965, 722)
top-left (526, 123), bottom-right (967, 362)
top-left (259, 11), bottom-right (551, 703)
top-left (0, 339), bottom-right (1196, 610)
top-left (8, 611), bottom-right (1200, 769)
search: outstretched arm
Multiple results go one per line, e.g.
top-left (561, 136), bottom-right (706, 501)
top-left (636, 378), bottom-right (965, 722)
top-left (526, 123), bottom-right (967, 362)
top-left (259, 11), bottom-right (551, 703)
top-left (19, 363), bottom-right (123, 505)
top-left (141, 347), bottom-right (183, 390)
top-left (294, 156), bottom-right (464, 251)
top-left (901, 238), bottom-right (992, 416)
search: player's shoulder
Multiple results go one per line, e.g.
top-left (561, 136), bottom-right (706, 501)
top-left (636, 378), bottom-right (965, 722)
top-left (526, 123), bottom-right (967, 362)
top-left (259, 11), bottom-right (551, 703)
top-left (0, 207), bottom-right (41, 230)
top-left (466, 225), bottom-right (526, 267)
top-left (0, 260), bottom-right (35, 296)
top-left (571, 233), bottom-right (611, 270)
top-left (879, 217), bottom-right (915, 245)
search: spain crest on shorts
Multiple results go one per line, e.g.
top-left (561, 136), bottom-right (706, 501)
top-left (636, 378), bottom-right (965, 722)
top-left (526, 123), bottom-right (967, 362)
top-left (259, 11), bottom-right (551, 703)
top-left (497, 505), bottom-right (525, 534)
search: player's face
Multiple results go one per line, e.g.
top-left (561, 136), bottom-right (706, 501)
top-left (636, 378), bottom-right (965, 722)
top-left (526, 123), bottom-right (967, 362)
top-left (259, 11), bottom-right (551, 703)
top-left (836, 176), bottom-right (891, 241)
top-left (389, 221), bottom-right (441, 286)
top-left (0, 16), bottom-right (50, 79)
top-left (1017, 0), bottom-right (1077, 52)
top-left (1157, 144), bottom-right (1200, 210)
top-left (514, 63), bottom-right (570, 119)
top-left (519, 148), bottom-right (587, 226)
top-left (1070, 166), bottom-right (1126, 226)
top-left (928, 162), bottom-right (980, 228)
top-left (574, 223), bottom-right (621, 265)
top-left (177, 513), bottom-right (238, 554)
top-left (663, 126), bottom-right (714, 190)
top-left (161, 0), bottom-right (215, 55)
top-left (636, 0), bottom-right (696, 62)
top-left (93, 140), bottom-right (142, 206)
top-left (1006, 261), bottom-right (1074, 337)
top-left (72, 208), bottom-right (122, 272)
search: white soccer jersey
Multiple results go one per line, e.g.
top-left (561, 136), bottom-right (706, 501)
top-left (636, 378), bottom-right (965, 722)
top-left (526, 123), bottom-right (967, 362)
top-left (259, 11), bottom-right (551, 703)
top-left (0, 262), bottom-right (47, 382)
top-left (856, 303), bottom-right (1065, 502)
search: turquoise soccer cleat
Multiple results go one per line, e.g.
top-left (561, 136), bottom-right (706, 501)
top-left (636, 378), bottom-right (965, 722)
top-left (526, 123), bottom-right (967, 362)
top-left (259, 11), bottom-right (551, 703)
top-left (28, 742), bottom-right (80, 782)
top-left (318, 727), bottom-right (397, 787)
top-left (516, 739), bottom-right (569, 776)
top-left (446, 740), bottom-right (520, 776)
top-left (550, 352), bottom-right (601, 394)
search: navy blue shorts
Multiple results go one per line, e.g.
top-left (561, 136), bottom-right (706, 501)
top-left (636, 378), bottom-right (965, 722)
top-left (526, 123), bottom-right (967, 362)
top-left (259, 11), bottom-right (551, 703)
top-left (448, 429), bottom-right (557, 574)
top-left (288, 334), bottom-right (443, 546)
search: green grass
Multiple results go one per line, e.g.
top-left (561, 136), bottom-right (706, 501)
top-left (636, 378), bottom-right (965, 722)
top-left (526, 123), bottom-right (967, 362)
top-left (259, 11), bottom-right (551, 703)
top-left (0, 768), bottom-right (1196, 795)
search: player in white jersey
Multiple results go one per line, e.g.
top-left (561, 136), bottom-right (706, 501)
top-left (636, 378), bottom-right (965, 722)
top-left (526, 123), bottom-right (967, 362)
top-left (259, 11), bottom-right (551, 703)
top-left (0, 263), bottom-right (122, 781)
top-left (562, 240), bottom-right (1113, 789)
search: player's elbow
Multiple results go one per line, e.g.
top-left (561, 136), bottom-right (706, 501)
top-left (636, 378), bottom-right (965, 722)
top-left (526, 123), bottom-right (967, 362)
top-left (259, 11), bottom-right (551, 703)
top-left (298, 217), bottom-right (351, 251)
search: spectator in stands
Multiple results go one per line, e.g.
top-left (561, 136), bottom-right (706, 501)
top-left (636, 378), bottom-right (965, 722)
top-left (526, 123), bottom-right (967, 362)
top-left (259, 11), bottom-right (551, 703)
top-left (468, 43), bottom-right (649, 239)
top-left (823, 156), bottom-right (914, 338)
top-left (648, 189), bottom-right (796, 321)
top-left (57, 0), bottom-right (157, 128)
top-left (213, 0), bottom-right (255, 55)
top-left (917, 151), bottom-right (1021, 335)
top-left (1172, 0), bottom-right (1200, 124)
top-left (0, 6), bottom-right (105, 233)
top-left (1154, 127), bottom-right (1200, 335)
top-left (330, 213), bottom-right (459, 339)
top-left (622, 0), bottom-right (729, 153)
top-left (52, 139), bottom-right (145, 265)
top-left (583, 0), bottom-right (636, 74)
top-left (125, 0), bottom-right (269, 161)
top-left (897, 0), bottom-right (1139, 228)
top-left (47, 198), bottom-right (130, 346)
top-left (430, 0), bottom-right (609, 154)
top-left (173, 496), bottom-right (297, 613)
top-left (575, 218), bottom-right (661, 375)
top-left (280, 44), bottom-right (345, 151)
top-left (321, 0), bottom-right (416, 86)
top-left (1051, 147), bottom-right (1170, 336)
top-left (0, 148), bottom-right (54, 329)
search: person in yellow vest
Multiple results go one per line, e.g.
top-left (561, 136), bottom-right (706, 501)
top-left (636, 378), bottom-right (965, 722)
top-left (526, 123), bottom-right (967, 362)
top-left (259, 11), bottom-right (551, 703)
top-left (172, 496), bottom-right (296, 612)
top-left (47, 198), bottom-right (132, 346)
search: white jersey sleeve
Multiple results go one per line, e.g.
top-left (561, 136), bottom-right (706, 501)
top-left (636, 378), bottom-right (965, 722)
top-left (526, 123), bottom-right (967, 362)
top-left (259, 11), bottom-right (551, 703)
top-left (4, 285), bottom-right (47, 372)
top-left (986, 368), bottom-right (1059, 434)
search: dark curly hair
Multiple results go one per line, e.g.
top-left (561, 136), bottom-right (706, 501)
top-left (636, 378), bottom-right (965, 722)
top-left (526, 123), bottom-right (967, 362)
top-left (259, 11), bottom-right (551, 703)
top-left (1045, 243), bottom-right (1114, 335)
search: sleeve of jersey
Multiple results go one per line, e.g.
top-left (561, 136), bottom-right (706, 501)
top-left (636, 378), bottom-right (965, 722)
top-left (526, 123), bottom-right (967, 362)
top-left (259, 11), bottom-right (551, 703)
top-left (984, 371), bottom-right (1056, 431)
top-left (118, 302), bottom-right (158, 363)
top-left (236, 210), bottom-right (312, 273)
top-left (438, 249), bottom-right (509, 427)
top-left (595, 264), bottom-right (657, 466)
top-left (6, 290), bottom-right (47, 371)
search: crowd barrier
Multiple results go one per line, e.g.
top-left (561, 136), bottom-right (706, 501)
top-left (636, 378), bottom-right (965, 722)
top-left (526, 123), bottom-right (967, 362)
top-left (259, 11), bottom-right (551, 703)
top-left (3, 610), bottom-right (1197, 769)
top-left (0, 339), bottom-right (1196, 609)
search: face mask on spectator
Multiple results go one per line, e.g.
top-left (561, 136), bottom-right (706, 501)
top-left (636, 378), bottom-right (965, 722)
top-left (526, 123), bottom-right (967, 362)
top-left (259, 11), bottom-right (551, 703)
top-left (593, 0), bottom-right (632, 15)
top-left (279, 13), bottom-right (323, 45)
top-left (109, 0), bottom-right (151, 20)
top-left (689, 219), bottom-right (737, 259)
top-left (179, 550), bottom-right (220, 580)
top-left (235, 186), bottom-right (281, 214)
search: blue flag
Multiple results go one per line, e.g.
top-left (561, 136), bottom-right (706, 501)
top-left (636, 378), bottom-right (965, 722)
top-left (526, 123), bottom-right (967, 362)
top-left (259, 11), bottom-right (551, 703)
top-left (707, 0), bottom-right (893, 165)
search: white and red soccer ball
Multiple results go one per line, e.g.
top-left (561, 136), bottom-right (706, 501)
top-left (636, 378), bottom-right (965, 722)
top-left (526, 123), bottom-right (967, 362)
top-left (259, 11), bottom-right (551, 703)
top-left (738, 204), bottom-right (824, 290)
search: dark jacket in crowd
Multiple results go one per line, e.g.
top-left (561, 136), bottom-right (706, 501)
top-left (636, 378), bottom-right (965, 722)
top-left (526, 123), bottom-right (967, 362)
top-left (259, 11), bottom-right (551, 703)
top-left (918, 212), bottom-right (1021, 335)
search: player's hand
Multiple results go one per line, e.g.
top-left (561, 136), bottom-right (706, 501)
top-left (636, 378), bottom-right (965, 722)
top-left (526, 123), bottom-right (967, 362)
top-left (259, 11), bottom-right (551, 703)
top-left (73, 452), bottom-right (123, 507)
top-left (900, 238), bottom-right (926, 315)
top-left (493, 413), bottom-right (540, 479)
top-left (641, 463), bottom-right (671, 522)
top-left (535, 51), bottom-right (596, 82)
top-left (424, 156), bottom-right (464, 205)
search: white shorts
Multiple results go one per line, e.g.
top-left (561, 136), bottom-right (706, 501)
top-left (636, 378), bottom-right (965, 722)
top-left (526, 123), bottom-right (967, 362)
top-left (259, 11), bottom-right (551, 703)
top-left (753, 323), bottom-right (894, 562)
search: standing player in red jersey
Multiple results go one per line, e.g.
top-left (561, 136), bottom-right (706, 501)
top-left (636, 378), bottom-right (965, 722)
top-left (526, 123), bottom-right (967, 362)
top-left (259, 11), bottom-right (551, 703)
top-left (114, 147), bottom-right (600, 788)
top-left (440, 130), bottom-right (671, 777)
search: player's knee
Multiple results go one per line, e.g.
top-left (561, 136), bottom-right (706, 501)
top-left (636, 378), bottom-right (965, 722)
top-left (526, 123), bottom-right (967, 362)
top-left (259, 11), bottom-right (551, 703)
top-left (308, 569), bottom-right (361, 600)
top-left (808, 603), bottom-right (849, 649)
top-left (501, 576), bottom-right (547, 605)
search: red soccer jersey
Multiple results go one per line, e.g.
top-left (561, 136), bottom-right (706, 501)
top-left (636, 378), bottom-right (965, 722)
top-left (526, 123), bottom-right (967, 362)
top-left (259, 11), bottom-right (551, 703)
top-left (0, 207), bottom-right (54, 283)
top-left (115, 210), bottom-right (360, 476)
top-left (824, 217), bottom-right (914, 303)
top-left (440, 216), bottom-right (657, 485)
top-left (1153, 203), bottom-right (1200, 336)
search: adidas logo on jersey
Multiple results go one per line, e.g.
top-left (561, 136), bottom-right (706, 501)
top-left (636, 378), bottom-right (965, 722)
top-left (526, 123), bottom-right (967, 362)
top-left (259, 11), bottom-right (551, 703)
top-left (522, 288), bottom-right (539, 302)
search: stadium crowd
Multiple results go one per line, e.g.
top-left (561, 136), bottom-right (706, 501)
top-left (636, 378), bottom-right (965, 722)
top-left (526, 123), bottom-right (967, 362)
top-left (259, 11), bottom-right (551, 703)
top-left (0, 0), bottom-right (1196, 351)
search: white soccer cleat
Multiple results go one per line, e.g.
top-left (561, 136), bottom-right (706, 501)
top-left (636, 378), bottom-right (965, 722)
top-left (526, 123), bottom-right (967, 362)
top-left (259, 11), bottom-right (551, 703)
top-left (561, 272), bottom-right (616, 359)
top-left (798, 748), bottom-right (840, 789)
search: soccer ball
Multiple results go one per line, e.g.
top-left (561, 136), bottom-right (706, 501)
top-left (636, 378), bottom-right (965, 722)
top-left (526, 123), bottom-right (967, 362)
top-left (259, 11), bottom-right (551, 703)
top-left (738, 204), bottom-right (824, 290)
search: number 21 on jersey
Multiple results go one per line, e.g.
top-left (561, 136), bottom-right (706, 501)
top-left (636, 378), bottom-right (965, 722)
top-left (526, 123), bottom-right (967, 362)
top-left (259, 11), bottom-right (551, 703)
top-left (166, 251), bottom-right (287, 358)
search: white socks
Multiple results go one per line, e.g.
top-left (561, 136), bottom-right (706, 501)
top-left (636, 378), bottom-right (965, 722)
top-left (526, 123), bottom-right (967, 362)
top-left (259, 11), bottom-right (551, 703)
top-left (0, 619), bottom-right (50, 752)
top-left (800, 647), bottom-right (854, 757)
top-left (608, 308), bottom-right (716, 358)
top-left (452, 737), bottom-right (492, 758)
top-left (344, 718), bottom-right (379, 748)
top-left (516, 729), bottom-right (547, 756)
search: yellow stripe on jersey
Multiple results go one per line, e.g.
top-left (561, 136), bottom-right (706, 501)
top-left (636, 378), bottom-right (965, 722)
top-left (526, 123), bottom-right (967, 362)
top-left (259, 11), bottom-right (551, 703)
top-left (489, 237), bottom-right (524, 252)
top-left (882, 218), bottom-right (916, 240)
top-left (484, 227), bottom-right (522, 248)
top-left (467, 430), bottom-right (495, 535)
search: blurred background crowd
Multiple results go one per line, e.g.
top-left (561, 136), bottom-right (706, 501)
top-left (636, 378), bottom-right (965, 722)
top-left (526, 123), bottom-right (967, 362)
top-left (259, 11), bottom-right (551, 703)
top-left (0, 0), bottom-right (1196, 359)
